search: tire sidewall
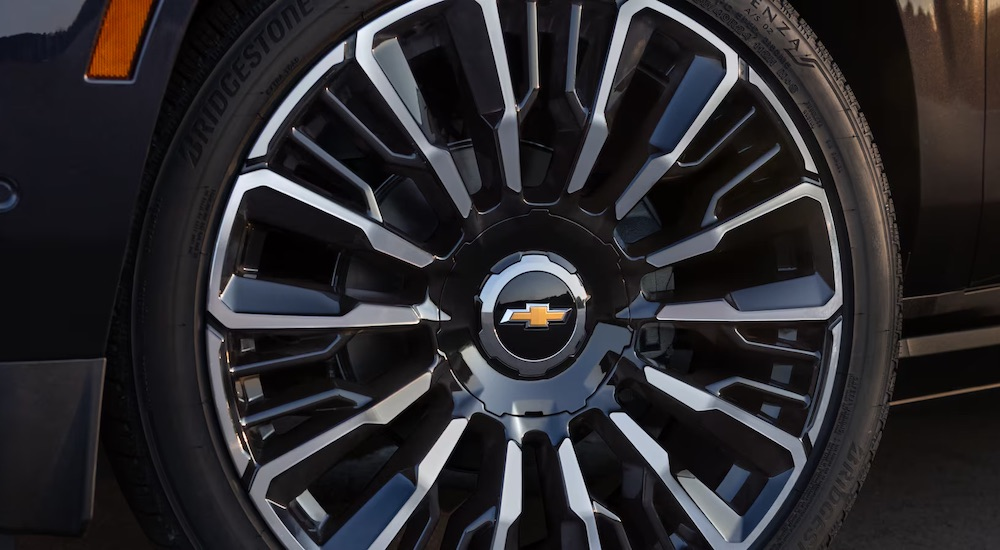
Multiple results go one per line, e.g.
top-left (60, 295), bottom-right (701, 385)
top-left (671, 1), bottom-right (898, 548)
top-left (135, 0), bottom-right (389, 547)
top-left (133, 0), bottom-right (899, 549)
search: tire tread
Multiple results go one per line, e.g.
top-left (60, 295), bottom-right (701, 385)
top-left (769, 1), bottom-right (902, 548)
top-left (103, 0), bottom-right (271, 547)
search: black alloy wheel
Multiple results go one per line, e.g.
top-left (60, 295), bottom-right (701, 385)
top-left (104, 0), bottom-right (900, 548)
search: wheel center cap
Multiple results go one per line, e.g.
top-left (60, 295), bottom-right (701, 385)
top-left (479, 253), bottom-right (588, 378)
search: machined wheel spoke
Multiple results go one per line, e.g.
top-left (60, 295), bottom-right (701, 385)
top-left (702, 144), bottom-right (780, 227)
top-left (564, 2), bottom-right (587, 125)
top-left (249, 43), bottom-right (348, 159)
top-left (473, 0), bottom-right (523, 193)
top-left (705, 377), bottom-right (809, 405)
top-left (646, 181), bottom-right (829, 268)
top-left (211, 285), bottom-right (447, 331)
top-left (324, 478), bottom-right (426, 549)
top-left (655, 275), bottom-right (840, 323)
top-left (241, 387), bottom-right (371, 428)
top-left (643, 368), bottom-right (806, 468)
top-left (518, 0), bottom-right (541, 119)
top-left (613, 54), bottom-right (739, 219)
top-left (458, 509), bottom-right (496, 549)
top-left (248, 371), bottom-right (435, 537)
top-left (289, 128), bottom-right (383, 221)
top-left (566, 0), bottom-right (740, 209)
top-left (627, 272), bottom-right (839, 324)
top-left (676, 107), bottom-right (756, 170)
top-left (557, 440), bottom-right (602, 550)
top-left (592, 502), bottom-right (630, 548)
top-left (207, 328), bottom-right (253, 473)
top-left (491, 441), bottom-right (523, 550)
top-left (610, 412), bottom-right (729, 547)
top-left (251, 370), bottom-right (432, 476)
top-left (675, 470), bottom-right (746, 545)
top-left (219, 276), bottom-right (344, 317)
top-left (224, 170), bottom-right (434, 267)
top-left (368, 418), bottom-right (469, 549)
top-left (323, 394), bottom-right (460, 549)
top-left (640, 179), bottom-right (845, 324)
top-left (747, 67), bottom-right (817, 174)
top-left (355, 2), bottom-right (473, 217)
top-left (321, 89), bottom-right (424, 168)
top-left (230, 334), bottom-right (353, 378)
top-left (728, 272), bottom-right (834, 312)
top-left (727, 327), bottom-right (820, 360)
top-left (807, 320), bottom-right (843, 444)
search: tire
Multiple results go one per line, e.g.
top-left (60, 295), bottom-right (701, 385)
top-left (104, 0), bottom-right (900, 548)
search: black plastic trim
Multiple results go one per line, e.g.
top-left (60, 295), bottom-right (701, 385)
top-left (0, 358), bottom-right (105, 536)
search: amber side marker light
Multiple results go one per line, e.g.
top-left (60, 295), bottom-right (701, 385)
top-left (87, 0), bottom-right (158, 80)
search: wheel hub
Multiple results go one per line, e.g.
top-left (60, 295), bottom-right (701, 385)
top-left (439, 214), bottom-right (630, 420)
top-left (479, 253), bottom-right (588, 377)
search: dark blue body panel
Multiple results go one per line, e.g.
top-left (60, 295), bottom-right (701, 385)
top-left (0, 0), bottom-right (196, 535)
top-left (0, 0), bottom-right (197, 363)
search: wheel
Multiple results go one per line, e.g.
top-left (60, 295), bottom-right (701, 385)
top-left (104, 0), bottom-right (900, 548)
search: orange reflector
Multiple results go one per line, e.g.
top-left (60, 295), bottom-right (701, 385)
top-left (87, 0), bottom-right (157, 79)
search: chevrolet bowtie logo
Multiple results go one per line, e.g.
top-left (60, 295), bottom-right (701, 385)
top-left (501, 303), bottom-right (571, 329)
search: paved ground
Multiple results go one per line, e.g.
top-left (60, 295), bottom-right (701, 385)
top-left (833, 388), bottom-right (1000, 549)
top-left (12, 353), bottom-right (1000, 549)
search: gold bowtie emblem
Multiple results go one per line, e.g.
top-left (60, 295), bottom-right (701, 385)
top-left (501, 303), bottom-right (571, 329)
